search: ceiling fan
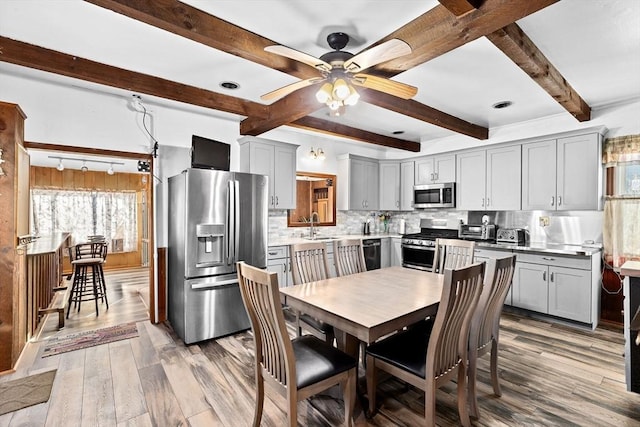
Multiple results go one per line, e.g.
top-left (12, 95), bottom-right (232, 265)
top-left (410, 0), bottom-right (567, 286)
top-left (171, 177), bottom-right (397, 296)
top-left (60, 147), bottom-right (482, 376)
top-left (261, 32), bottom-right (418, 111)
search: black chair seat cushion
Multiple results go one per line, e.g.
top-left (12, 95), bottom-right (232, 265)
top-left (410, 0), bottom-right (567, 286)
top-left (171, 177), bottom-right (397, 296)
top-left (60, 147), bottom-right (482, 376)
top-left (292, 335), bottom-right (357, 389)
top-left (365, 319), bottom-right (435, 379)
top-left (299, 313), bottom-right (334, 333)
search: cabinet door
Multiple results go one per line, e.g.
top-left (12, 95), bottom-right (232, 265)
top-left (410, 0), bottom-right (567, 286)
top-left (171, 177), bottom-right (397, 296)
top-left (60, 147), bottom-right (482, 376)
top-left (365, 161), bottom-right (380, 210)
top-left (548, 266), bottom-right (591, 323)
top-left (379, 162), bottom-right (400, 211)
top-left (522, 139), bottom-right (557, 210)
top-left (400, 161), bottom-right (415, 211)
top-left (433, 154), bottom-right (456, 183)
top-left (414, 157), bottom-right (435, 185)
top-left (391, 238), bottom-right (402, 266)
top-left (512, 262), bottom-right (548, 313)
top-left (556, 134), bottom-right (600, 210)
top-left (486, 145), bottom-right (521, 210)
top-left (249, 143), bottom-right (275, 206)
top-left (456, 150), bottom-right (486, 210)
top-left (349, 159), bottom-right (367, 209)
top-left (273, 145), bottom-right (297, 209)
top-left (381, 238), bottom-right (391, 268)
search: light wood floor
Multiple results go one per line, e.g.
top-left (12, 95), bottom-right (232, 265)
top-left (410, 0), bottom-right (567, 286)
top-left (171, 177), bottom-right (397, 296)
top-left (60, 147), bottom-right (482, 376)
top-left (2, 269), bottom-right (640, 426)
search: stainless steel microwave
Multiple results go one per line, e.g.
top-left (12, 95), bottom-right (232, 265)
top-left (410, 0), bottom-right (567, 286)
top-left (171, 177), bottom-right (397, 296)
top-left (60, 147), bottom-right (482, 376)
top-left (413, 183), bottom-right (456, 208)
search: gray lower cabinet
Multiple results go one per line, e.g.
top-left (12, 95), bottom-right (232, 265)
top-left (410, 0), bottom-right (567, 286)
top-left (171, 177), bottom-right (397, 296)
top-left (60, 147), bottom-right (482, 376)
top-left (267, 246), bottom-right (291, 287)
top-left (391, 237), bottom-right (402, 267)
top-left (473, 247), bottom-right (513, 305)
top-left (512, 252), bottom-right (594, 325)
top-left (381, 238), bottom-right (391, 268)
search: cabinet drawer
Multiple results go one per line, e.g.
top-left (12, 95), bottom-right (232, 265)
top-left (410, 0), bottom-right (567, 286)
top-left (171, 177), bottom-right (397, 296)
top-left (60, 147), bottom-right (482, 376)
top-left (474, 248), bottom-right (512, 260)
top-left (267, 246), bottom-right (288, 260)
top-left (515, 252), bottom-right (590, 270)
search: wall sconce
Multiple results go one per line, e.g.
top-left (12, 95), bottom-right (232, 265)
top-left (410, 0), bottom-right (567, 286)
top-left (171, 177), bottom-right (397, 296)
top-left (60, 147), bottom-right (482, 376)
top-left (309, 147), bottom-right (325, 160)
top-left (48, 156), bottom-right (125, 174)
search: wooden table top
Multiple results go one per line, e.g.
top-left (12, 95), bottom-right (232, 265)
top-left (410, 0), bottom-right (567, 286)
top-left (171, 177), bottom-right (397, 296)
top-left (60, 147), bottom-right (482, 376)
top-left (280, 266), bottom-right (443, 343)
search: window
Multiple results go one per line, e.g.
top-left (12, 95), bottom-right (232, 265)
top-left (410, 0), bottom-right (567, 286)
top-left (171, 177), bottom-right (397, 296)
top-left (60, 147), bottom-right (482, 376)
top-left (603, 135), bottom-right (640, 268)
top-left (31, 189), bottom-right (138, 252)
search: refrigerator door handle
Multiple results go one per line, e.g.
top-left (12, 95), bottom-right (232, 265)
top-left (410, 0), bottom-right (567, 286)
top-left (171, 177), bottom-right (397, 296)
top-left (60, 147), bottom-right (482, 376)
top-left (190, 278), bottom-right (239, 290)
top-left (227, 180), bottom-right (235, 265)
top-left (234, 180), bottom-right (240, 264)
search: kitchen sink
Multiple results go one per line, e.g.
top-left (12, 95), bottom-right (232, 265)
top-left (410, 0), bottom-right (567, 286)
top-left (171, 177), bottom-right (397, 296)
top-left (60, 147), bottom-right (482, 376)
top-left (304, 236), bottom-right (337, 241)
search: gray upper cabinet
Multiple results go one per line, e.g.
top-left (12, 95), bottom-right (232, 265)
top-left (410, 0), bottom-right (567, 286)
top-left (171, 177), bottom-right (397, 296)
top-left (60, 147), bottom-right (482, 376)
top-left (400, 160), bottom-right (415, 211)
top-left (338, 154), bottom-right (379, 210)
top-left (456, 145), bottom-right (521, 210)
top-left (522, 132), bottom-right (602, 210)
top-left (238, 136), bottom-right (299, 210)
top-left (414, 154), bottom-right (456, 185)
top-left (379, 161), bottom-right (401, 211)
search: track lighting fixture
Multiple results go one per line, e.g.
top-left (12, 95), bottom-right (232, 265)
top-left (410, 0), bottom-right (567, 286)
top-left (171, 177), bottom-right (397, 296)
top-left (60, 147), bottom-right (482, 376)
top-left (48, 156), bottom-right (125, 174)
top-left (56, 159), bottom-right (64, 171)
top-left (81, 161), bottom-right (88, 172)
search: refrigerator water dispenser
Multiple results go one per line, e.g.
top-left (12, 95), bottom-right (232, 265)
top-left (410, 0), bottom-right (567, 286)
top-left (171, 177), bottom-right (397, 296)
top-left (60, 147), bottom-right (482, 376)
top-left (196, 223), bottom-right (224, 267)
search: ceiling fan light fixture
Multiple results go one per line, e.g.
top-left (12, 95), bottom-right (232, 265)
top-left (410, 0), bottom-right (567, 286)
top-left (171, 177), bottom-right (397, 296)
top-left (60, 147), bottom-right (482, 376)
top-left (332, 78), bottom-right (350, 100)
top-left (316, 82), bottom-right (333, 103)
top-left (328, 99), bottom-right (341, 111)
top-left (344, 85), bottom-right (359, 106)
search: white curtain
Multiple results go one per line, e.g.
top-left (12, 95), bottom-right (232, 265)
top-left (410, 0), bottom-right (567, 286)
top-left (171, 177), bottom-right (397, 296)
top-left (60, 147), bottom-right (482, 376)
top-left (31, 189), bottom-right (138, 252)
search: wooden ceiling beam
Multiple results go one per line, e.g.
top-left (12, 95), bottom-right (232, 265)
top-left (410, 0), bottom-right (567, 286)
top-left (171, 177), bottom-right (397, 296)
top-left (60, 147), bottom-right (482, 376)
top-left (0, 36), bottom-right (268, 119)
top-left (240, 85), bottom-right (323, 136)
top-left (367, 0), bottom-right (559, 77)
top-left (487, 23), bottom-right (591, 121)
top-left (290, 117), bottom-right (421, 152)
top-left (83, 0), bottom-right (319, 80)
top-left (438, 0), bottom-right (483, 17)
top-left (359, 90), bottom-right (488, 140)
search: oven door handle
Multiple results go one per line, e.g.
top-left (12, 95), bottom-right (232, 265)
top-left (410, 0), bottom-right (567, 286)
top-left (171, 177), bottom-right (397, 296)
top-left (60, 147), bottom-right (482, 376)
top-left (402, 244), bottom-right (435, 250)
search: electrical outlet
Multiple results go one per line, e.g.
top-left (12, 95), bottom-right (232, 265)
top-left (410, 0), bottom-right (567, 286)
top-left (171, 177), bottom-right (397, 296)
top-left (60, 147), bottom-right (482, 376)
top-left (539, 216), bottom-right (550, 227)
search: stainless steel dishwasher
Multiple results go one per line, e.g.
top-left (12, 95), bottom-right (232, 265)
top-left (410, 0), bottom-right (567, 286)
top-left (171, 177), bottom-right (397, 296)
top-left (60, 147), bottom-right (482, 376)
top-left (362, 238), bottom-right (381, 270)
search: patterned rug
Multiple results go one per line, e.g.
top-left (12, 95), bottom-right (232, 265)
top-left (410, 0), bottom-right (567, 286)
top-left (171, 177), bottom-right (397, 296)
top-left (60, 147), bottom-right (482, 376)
top-left (0, 370), bottom-right (56, 415)
top-left (41, 322), bottom-right (139, 357)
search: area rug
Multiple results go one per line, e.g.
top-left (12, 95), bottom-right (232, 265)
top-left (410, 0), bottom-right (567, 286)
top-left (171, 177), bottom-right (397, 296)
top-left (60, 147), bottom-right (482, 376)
top-left (41, 322), bottom-right (139, 358)
top-left (0, 370), bottom-right (56, 415)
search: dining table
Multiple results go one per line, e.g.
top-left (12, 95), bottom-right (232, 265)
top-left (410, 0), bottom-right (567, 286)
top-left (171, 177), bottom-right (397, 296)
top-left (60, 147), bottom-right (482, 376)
top-left (279, 265), bottom-right (444, 358)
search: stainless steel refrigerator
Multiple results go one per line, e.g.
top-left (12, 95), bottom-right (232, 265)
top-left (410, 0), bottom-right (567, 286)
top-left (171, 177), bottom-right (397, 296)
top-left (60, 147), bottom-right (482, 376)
top-left (168, 168), bottom-right (268, 344)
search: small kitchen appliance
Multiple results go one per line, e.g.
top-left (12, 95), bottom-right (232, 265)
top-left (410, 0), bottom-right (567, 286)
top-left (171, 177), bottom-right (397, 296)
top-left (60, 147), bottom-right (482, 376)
top-left (496, 228), bottom-right (528, 245)
top-left (459, 224), bottom-right (496, 241)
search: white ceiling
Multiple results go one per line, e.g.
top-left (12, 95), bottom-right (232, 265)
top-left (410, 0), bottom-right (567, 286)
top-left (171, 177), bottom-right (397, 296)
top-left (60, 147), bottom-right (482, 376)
top-left (1, 0), bottom-right (640, 159)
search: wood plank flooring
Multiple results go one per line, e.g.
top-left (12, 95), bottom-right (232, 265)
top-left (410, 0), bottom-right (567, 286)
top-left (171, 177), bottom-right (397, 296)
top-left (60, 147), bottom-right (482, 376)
top-left (1, 268), bottom-right (639, 426)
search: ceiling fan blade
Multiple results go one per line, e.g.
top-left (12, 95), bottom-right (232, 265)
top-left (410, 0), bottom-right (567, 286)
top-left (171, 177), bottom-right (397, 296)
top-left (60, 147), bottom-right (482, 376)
top-left (344, 39), bottom-right (412, 73)
top-left (265, 45), bottom-right (332, 73)
top-left (352, 74), bottom-right (417, 99)
top-left (260, 77), bottom-right (325, 102)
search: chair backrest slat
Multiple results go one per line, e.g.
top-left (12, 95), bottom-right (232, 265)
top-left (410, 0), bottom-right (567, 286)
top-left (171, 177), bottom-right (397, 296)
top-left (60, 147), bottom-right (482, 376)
top-left (426, 262), bottom-right (485, 379)
top-left (432, 238), bottom-right (475, 273)
top-left (290, 242), bottom-right (331, 285)
top-left (333, 239), bottom-right (367, 276)
top-left (237, 262), bottom-right (294, 387)
top-left (471, 255), bottom-right (516, 351)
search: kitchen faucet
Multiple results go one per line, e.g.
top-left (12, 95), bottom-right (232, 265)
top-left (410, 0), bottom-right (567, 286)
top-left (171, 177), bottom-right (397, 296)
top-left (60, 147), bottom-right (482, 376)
top-left (309, 211), bottom-right (319, 239)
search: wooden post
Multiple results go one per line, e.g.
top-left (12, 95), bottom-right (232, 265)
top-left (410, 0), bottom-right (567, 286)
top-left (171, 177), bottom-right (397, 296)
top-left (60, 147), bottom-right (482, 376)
top-left (0, 101), bottom-right (28, 372)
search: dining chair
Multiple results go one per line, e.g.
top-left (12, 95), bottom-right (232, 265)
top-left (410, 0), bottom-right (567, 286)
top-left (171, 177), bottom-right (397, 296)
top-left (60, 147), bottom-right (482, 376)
top-left (236, 261), bottom-right (357, 427)
top-left (431, 238), bottom-right (475, 273)
top-left (333, 238), bottom-right (367, 276)
top-left (289, 241), bottom-right (335, 344)
top-left (365, 262), bottom-right (486, 427)
top-left (468, 255), bottom-right (516, 419)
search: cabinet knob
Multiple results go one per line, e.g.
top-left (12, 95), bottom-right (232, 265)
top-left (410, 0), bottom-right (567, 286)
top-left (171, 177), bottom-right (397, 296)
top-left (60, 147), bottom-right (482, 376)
top-left (551, 196), bottom-right (555, 206)
top-left (275, 196), bottom-right (279, 206)
top-left (550, 272), bottom-right (554, 282)
top-left (543, 271), bottom-right (546, 281)
top-left (558, 195), bottom-right (562, 206)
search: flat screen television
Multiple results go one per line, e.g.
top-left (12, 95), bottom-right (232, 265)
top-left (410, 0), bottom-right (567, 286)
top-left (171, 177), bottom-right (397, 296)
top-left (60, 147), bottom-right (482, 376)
top-left (191, 135), bottom-right (230, 171)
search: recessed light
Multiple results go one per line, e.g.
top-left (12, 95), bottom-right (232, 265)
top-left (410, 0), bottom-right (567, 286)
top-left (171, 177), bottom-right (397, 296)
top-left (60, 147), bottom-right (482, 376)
top-left (392, 130), bottom-right (405, 135)
top-left (219, 81), bottom-right (240, 90)
top-left (492, 101), bottom-right (513, 109)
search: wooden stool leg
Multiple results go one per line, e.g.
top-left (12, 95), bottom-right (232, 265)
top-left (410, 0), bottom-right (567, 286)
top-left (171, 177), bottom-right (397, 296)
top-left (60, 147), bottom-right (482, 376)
top-left (92, 265), bottom-right (99, 316)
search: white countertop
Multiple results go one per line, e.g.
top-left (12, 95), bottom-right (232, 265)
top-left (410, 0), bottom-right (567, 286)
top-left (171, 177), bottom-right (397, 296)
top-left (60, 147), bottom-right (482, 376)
top-left (269, 233), bottom-right (402, 247)
top-left (476, 241), bottom-right (603, 256)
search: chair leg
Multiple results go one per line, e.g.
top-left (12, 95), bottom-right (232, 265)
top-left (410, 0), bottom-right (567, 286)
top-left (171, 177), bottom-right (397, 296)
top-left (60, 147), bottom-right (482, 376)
top-left (343, 368), bottom-right (356, 427)
top-left (325, 327), bottom-right (335, 346)
top-left (366, 354), bottom-right (377, 416)
top-left (456, 364), bottom-right (471, 427)
top-left (92, 265), bottom-right (100, 316)
top-left (287, 393), bottom-right (297, 427)
top-left (490, 338), bottom-right (502, 396)
top-left (425, 378), bottom-right (437, 427)
top-left (295, 310), bottom-right (303, 336)
top-left (252, 371), bottom-right (264, 427)
top-left (468, 345), bottom-right (480, 419)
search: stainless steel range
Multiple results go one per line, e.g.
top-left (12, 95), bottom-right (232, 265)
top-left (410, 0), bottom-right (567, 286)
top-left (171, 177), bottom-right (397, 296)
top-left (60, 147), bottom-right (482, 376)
top-left (401, 220), bottom-right (459, 271)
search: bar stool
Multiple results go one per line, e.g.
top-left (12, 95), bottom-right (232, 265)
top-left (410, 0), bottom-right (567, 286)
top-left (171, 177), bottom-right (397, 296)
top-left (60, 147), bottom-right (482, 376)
top-left (67, 243), bottom-right (109, 318)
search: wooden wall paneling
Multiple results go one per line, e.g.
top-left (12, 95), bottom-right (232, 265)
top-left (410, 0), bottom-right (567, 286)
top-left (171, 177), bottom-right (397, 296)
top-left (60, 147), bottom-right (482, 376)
top-left (93, 171), bottom-right (105, 189)
top-left (104, 171), bottom-right (118, 190)
top-left (16, 146), bottom-right (30, 236)
top-left (84, 170), bottom-right (96, 189)
top-left (51, 169), bottom-right (63, 188)
top-left (157, 247), bottom-right (167, 322)
top-left (62, 169), bottom-right (74, 189)
top-left (73, 169), bottom-right (85, 189)
top-left (13, 247), bottom-right (26, 367)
